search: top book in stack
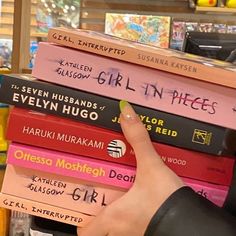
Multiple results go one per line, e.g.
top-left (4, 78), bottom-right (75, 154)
top-left (47, 27), bottom-right (236, 89)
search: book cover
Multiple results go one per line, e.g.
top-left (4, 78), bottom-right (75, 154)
top-left (0, 39), bottom-right (12, 69)
top-left (1, 74), bottom-right (236, 155)
top-left (227, 25), bottom-right (236, 34)
top-left (6, 142), bottom-right (230, 206)
top-left (6, 107), bottom-right (235, 186)
top-left (105, 13), bottom-right (171, 48)
top-left (185, 22), bottom-right (199, 32)
top-left (198, 23), bottom-right (214, 33)
top-left (213, 24), bottom-right (227, 33)
top-left (31, 42), bottom-right (236, 130)
top-left (46, 27), bottom-right (236, 89)
top-left (169, 21), bottom-right (186, 51)
top-left (0, 192), bottom-right (93, 227)
top-left (181, 177), bottom-right (229, 207)
top-left (7, 142), bottom-right (136, 190)
top-left (2, 164), bottom-right (125, 216)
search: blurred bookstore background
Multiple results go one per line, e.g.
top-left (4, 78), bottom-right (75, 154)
top-left (0, 0), bottom-right (236, 72)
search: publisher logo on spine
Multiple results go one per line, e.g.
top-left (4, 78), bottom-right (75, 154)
top-left (107, 140), bottom-right (126, 158)
top-left (192, 129), bottom-right (212, 145)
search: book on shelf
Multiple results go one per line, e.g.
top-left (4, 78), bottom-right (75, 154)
top-left (1, 74), bottom-right (236, 155)
top-left (169, 21), bottom-right (186, 51)
top-left (6, 107), bottom-right (235, 186)
top-left (7, 142), bottom-right (136, 190)
top-left (46, 27), bottom-right (236, 89)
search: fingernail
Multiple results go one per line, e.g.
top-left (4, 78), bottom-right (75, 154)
top-left (119, 100), bottom-right (139, 122)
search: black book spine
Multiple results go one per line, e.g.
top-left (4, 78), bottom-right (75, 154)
top-left (0, 74), bottom-right (230, 155)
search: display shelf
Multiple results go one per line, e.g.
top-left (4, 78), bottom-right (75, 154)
top-left (0, 17), bottom-right (37, 26)
top-left (0, 28), bottom-right (13, 36)
top-left (195, 6), bottom-right (236, 14)
top-left (0, 28), bottom-right (47, 38)
top-left (1, 6), bottom-right (14, 13)
top-left (31, 32), bottom-right (48, 38)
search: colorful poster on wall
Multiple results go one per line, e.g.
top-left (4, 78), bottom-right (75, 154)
top-left (105, 13), bottom-right (171, 48)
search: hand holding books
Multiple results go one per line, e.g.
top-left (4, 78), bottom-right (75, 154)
top-left (77, 101), bottom-right (184, 236)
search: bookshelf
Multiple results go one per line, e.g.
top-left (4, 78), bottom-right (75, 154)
top-left (0, 0), bottom-right (42, 38)
top-left (1, 1), bottom-right (236, 234)
top-left (195, 6), bottom-right (236, 15)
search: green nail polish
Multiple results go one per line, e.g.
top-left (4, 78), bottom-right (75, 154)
top-left (119, 100), bottom-right (128, 112)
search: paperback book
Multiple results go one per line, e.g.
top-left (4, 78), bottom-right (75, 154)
top-left (32, 42), bottom-right (236, 130)
top-left (0, 192), bottom-right (93, 226)
top-left (1, 74), bottom-right (236, 155)
top-left (2, 164), bottom-right (125, 216)
top-left (46, 27), bottom-right (236, 89)
top-left (6, 142), bottom-right (230, 206)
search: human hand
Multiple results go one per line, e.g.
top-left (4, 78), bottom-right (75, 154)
top-left (78, 101), bottom-right (185, 236)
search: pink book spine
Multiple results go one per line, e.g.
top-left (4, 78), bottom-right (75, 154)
top-left (7, 142), bottom-right (136, 190)
top-left (181, 177), bottom-right (229, 207)
top-left (2, 164), bottom-right (125, 216)
top-left (32, 42), bottom-right (236, 130)
top-left (0, 192), bottom-right (93, 226)
top-left (7, 143), bottom-right (229, 207)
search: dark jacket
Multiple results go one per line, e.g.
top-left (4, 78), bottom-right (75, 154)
top-left (145, 186), bottom-right (236, 236)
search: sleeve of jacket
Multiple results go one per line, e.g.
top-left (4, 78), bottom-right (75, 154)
top-left (144, 186), bottom-right (236, 236)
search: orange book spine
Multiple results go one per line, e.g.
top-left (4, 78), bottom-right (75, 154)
top-left (0, 192), bottom-right (93, 226)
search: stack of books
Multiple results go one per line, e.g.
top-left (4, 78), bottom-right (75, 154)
top-left (0, 27), bottom-right (236, 230)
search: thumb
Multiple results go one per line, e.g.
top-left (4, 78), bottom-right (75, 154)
top-left (77, 213), bottom-right (108, 236)
top-left (119, 100), bottom-right (163, 168)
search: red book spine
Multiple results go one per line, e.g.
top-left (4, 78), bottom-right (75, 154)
top-left (6, 107), bottom-right (235, 186)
